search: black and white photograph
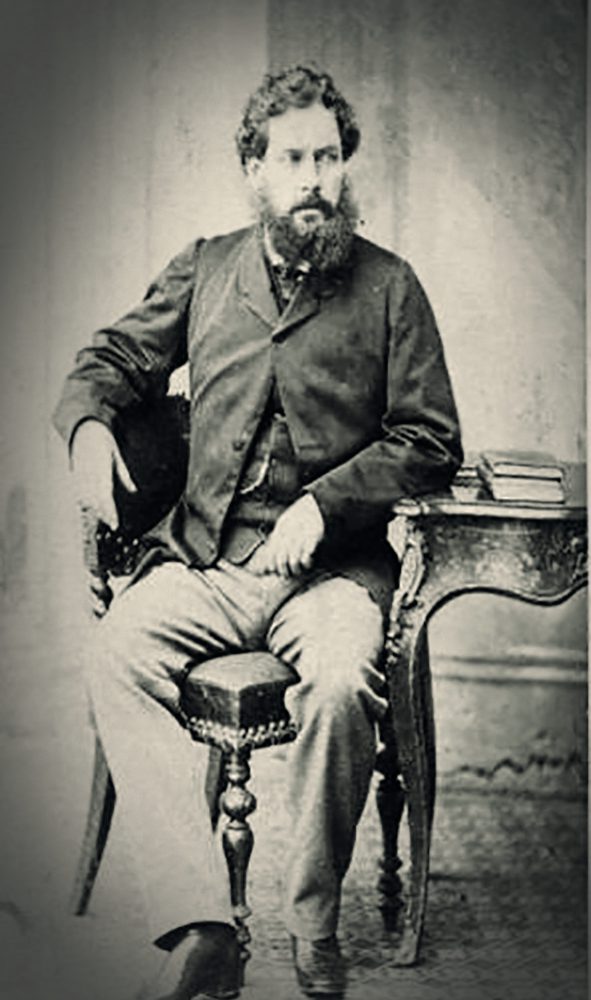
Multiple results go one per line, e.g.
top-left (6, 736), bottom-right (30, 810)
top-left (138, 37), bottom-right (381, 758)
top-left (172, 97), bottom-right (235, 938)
top-left (0, 3), bottom-right (587, 999)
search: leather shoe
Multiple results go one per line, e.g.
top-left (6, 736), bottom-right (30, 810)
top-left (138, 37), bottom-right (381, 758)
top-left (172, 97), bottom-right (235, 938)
top-left (139, 922), bottom-right (240, 1000)
top-left (291, 934), bottom-right (346, 996)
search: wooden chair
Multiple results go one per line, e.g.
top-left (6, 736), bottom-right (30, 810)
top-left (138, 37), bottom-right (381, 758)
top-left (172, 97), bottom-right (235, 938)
top-left (70, 395), bottom-right (434, 974)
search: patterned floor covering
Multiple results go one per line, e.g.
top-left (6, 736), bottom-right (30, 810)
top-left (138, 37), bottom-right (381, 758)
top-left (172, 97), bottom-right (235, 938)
top-left (0, 720), bottom-right (586, 1000)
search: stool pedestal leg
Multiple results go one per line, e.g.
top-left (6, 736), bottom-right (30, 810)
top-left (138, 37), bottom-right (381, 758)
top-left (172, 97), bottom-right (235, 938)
top-left (220, 748), bottom-right (256, 980)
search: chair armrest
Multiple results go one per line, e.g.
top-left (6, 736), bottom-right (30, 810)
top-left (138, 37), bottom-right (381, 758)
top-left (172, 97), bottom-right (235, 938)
top-left (79, 504), bottom-right (113, 618)
top-left (77, 393), bottom-right (190, 616)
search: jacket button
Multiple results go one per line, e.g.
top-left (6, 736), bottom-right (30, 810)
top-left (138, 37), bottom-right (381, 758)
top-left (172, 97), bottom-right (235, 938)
top-left (233, 439), bottom-right (245, 451)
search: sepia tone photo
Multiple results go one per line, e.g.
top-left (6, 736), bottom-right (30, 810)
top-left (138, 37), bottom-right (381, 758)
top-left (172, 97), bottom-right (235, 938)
top-left (0, 2), bottom-right (587, 999)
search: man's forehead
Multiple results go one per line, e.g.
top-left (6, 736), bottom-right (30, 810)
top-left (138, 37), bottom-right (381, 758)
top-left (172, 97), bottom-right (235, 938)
top-left (266, 103), bottom-right (341, 152)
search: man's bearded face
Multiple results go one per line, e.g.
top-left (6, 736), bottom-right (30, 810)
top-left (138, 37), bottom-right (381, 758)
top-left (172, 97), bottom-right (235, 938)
top-left (258, 179), bottom-right (358, 273)
top-left (247, 103), bottom-right (358, 273)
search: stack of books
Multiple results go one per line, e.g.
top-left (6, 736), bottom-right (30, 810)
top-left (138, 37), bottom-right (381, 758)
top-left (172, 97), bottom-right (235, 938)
top-left (476, 450), bottom-right (566, 503)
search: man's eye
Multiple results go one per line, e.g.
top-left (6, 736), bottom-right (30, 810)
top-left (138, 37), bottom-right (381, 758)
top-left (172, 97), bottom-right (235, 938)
top-left (288, 151), bottom-right (302, 165)
top-left (315, 150), bottom-right (339, 164)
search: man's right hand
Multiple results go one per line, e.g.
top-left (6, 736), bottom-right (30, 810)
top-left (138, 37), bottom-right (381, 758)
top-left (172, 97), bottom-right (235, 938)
top-left (70, 419), bottom-right (137, 529)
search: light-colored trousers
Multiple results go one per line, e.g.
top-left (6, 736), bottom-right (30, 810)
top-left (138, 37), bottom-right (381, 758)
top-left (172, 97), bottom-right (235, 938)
top-left (88, 557), bottom-right (388, 947)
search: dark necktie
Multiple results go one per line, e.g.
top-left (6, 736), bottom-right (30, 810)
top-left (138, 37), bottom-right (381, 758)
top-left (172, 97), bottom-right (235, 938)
top-left (271, 262), bottom-right (309, 308)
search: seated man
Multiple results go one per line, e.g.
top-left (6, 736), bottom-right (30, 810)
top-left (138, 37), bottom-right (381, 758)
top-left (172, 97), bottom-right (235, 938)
top-left (54, 64), bottom-right (462, 1000)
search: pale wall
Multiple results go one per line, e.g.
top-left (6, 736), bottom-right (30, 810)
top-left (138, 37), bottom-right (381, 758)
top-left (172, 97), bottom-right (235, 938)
top-left (268, 0), bottom-right (588, 664)
top-left (0, 0), bottom-right (268, 653)
top-left (0, 0), bottom-right (587, 674)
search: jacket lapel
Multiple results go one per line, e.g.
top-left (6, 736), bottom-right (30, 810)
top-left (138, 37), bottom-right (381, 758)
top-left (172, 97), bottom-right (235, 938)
top-left (236, 230), bottom-right (279, 329)
top-left (272, 278), bottom-right (321, 339)
top-left (236, 227), bottom-right (327, 338)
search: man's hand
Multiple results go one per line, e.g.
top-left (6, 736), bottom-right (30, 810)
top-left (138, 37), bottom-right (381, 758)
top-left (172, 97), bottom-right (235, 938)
top-left (249, 494), bottom-right (325, 577)
top-left (70, 419), bottom-right (137, 529)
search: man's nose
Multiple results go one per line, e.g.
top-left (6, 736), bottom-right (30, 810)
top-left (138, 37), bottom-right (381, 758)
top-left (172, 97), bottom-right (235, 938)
top-left (299, 155), bottom-right (320, 192)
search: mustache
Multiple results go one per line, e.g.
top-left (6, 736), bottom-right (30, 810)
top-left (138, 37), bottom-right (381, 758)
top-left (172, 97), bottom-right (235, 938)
top-left (256, 175), bottom-right (358, 274)
top-left (290, 195), bottom-right (335, 218)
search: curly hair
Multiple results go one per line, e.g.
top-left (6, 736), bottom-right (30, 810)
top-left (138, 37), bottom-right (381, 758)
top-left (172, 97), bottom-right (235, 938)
top-left (236, 64), bottom-right (360, 166)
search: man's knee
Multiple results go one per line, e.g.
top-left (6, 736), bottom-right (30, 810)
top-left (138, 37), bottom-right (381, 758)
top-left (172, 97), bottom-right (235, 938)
top-left (275, 577), bottom-right (388, 717)
top-left (84, 576), bottom-right (180, 696)
top-left (85, 597), bottom-right (145, 690)
top-left (296, 645), bottom-right (386, 720)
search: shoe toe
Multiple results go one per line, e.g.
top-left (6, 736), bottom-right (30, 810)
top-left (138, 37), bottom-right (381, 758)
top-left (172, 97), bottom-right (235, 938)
top-left (291, 935), bottom-right (346, 997)
top-left (139, 924), bottom-right (240, 1000)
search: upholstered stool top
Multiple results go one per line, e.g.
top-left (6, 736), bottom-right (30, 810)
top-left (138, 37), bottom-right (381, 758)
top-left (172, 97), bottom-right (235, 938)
top-left (183, 652), bottom-right (299, 753)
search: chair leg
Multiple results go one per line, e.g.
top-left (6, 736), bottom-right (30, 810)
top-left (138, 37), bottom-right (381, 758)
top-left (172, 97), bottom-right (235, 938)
top-left (375, 735), bottom-right (406, 933)
top-left (70, 734), bottom-right (116, 915)
top-left (220, 748), bottom-right (256, 982)
top-left (376, 630), bottom-right (435, 936)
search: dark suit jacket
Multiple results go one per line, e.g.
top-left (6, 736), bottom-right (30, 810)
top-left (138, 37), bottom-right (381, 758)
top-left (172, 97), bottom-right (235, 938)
top-left (53, 226), bottom-right (462, 594)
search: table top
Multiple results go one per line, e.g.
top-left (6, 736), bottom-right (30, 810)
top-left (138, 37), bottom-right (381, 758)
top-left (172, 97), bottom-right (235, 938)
top-left (392, 462), bottom-right (587, 521)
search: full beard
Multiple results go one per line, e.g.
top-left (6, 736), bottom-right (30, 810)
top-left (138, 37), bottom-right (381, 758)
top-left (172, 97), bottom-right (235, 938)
top-left (258, 178), bottom-right (359, 275)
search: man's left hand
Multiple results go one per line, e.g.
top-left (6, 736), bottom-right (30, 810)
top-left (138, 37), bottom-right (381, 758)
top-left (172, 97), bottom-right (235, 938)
top-left (249, 494), bottom-right (325, 577)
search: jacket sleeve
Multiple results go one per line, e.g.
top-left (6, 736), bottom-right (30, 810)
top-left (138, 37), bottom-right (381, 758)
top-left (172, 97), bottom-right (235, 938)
top-left (307, 262), bottom-right (463, 536)
top-left (52, 239), bottom-right (201, 446)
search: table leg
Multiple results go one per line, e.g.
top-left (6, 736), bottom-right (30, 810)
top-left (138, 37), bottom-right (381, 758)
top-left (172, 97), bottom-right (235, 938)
top-left (386, 606), bottom-right (433, 966)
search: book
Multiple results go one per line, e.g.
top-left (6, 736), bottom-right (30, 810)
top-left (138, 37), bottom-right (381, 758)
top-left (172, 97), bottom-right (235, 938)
top-left (477, 465), bottom-right (566, 503)
top-left (479, 449), bottom-right (564, 481)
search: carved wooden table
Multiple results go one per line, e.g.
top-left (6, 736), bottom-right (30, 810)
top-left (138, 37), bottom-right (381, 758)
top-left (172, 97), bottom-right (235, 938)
top-left (382, 464), bottom-right (587, 965)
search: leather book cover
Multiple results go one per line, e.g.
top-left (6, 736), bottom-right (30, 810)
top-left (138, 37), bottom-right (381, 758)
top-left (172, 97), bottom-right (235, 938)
top-left (479, 449), bottom-right (564, 481)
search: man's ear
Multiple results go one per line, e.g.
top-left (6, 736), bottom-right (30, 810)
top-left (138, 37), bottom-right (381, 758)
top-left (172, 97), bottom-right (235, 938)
top-left (245, 157), bottom-right (264, 190)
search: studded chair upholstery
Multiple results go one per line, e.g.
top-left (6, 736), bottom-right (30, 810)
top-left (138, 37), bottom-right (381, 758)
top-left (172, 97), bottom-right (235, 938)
top-left (70, 394), bottom-right (435, 973)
